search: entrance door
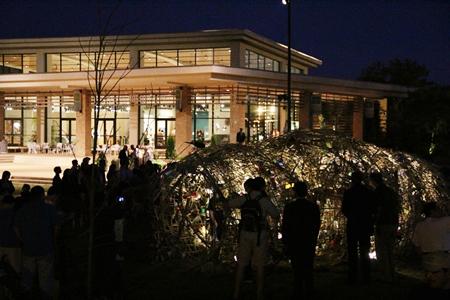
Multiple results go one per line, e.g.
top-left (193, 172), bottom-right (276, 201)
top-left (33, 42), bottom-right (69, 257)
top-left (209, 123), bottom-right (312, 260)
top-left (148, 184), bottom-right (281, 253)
top-left (155, 119), bottom-right (175, 148)
top-left (61, 118), bottom-right (76, 144)
top-left (96, 118), bottom-right (116, 146)
top-left (4, 119), bottom-right (22, 145)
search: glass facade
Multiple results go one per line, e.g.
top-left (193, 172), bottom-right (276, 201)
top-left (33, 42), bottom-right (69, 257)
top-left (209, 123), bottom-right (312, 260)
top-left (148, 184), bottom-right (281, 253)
top-left (246, 100), bottom-right (279, 142)
top-left (139, 104), bottom-right (176, 149)
top-left (4, 96), bottom-right (37, 146)
top-left (191, 94), bottom-right (230, 144)
top-left (140, 48), bottom-right (231, 68)
top-left (244, 50), bottom-right (280, 72)
top-left (0, 54), bottom-right (36, 74)
top-left (46, 51), bottom-right (130, 72)
top-left (46, 96), bottom-right (77, 146)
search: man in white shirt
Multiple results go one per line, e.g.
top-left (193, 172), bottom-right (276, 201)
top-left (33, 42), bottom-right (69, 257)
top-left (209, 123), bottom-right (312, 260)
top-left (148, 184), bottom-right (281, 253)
top-left (412, 202), bottom-right (450, 289)
top-left (229, 177), bottom-right (279, 300)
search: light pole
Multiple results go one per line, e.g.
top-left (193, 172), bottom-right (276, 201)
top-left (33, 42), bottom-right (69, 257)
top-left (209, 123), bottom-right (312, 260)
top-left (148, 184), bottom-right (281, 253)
top-left (282, 0), bottom-right (292, 132)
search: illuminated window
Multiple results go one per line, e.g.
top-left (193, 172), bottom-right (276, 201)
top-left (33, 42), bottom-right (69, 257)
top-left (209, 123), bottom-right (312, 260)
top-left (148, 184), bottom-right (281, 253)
top-left (244, 49), bottom-right (281, 72)
top-left (157, 50), bottom-right (178, 67)
top-left (178, 49), bottom-right (195, 66)
top-left (196, 48), bottom-right (213, 65)
top-left (0, 54), bottom-right (36, 74)
top-left (213, 48), bottom-right (231, 66)
top-left (46, 51), bottom-right (130, 72)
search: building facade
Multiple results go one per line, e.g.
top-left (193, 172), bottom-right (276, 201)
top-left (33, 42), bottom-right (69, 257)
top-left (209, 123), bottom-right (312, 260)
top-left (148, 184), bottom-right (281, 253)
top-left (0, 29), bottom-right (410, 157)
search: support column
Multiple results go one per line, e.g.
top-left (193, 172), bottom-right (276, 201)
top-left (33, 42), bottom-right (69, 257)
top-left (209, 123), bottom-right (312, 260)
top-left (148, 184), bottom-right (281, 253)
top-left (279, 104), bottom-right (287, 134)
top-left (129, 49), bottom-right (139, 69)
top-left (75, 90), bottom-right (92, 157)
top-left (175, 87), bottom-right (192, 158)
top-left (36, 96), bottom-right (46, 144)
top-left (36, 52), bottom-right (46, 73)
top-left (129, 95), bottom-right (139, 146)
top-left (230, 91), bottom-right (246, 143)
top-left (352, 97), bottom-right (364, 141)
top-left (0, 93), bottom-right (4, 139)
top-left (299, 91), bottom-right (312, 130)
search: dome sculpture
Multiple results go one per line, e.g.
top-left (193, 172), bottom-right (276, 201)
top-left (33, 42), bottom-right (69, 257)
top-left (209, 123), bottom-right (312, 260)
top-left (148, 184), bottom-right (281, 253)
top-left (157, 130), bottom-right (449, 262)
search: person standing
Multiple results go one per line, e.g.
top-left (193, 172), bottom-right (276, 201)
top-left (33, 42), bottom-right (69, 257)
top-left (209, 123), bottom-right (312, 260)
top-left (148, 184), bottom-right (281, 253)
top-left (118, 145), bottom-right (129, 167)
top-left (236, 128), bottom-right (246, 145)
top-left (369, 172), bottom-right (400, 282)
top-left (282, 180), bottom-right (321, 299)
top-left (229, 178), bottom-right (280, 300)
top-left (342, 171), bottom-right (375, 284)
top-left (412, 202), bottom-right (450, 290)
top-left (0, 171), bottom-right (15, 198)
top-left (14, 186), bottom-right (58, 299)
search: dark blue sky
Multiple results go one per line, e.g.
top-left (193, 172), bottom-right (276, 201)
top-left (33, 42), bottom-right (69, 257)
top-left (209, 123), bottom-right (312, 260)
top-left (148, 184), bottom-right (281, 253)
top-left (1, 0), bottom-right (449, 84)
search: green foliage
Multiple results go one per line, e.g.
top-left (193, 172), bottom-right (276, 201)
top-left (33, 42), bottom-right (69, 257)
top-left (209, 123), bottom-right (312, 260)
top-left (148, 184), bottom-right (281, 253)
top-left (359, 58), bottom-right (429, 87)
top-left (166, 136), bottom-right (176, 159)
top-left (392, 85), bottom-right (450, 162)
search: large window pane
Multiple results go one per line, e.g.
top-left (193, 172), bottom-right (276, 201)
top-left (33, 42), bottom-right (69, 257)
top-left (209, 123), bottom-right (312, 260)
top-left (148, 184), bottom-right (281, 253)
top-left (22, 54), bottom-right (36, 73)
top-left (249, 51), bottom-right (258, 69)
top-left (213, 48), bottom-right (231, 66)
top-left (61, 53), bottom-right (80, 72)
top-left (140, 51), bottom-right (156, 68)
top-left (98, 52), bottom-right (116, 70)
top-left (3, 54), bottom-right (22, 73)
top-left (80, 53), bottom-right (96, 71)
top-left (196, 49), bottom-right (213, 65)
top-left (157, 50), bottom-right (178, 67)
top-left (116, 52), bottom-right (130, 69)
top-left (178, 49), bottom-right (195, 66)
top-left (47, 54), bottom-right (61, 72)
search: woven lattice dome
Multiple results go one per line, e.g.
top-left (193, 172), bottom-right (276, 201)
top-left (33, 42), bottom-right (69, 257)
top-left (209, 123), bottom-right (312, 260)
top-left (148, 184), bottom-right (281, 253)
top-left (157, 130), bottom-right (449, 261)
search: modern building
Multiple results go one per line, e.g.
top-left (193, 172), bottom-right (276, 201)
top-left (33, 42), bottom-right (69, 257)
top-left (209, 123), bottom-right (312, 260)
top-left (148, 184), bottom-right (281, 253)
top-left (0, 29), bottom-right (410, 157)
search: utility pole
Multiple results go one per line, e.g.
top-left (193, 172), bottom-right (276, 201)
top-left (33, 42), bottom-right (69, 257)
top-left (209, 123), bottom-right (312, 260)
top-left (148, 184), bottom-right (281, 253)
top-left (283, 0), bottom-right (292, 132)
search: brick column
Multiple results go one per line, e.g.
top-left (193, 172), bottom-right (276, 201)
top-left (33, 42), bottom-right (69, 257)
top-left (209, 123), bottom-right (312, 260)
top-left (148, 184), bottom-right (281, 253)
top-left (0, 93), bottom-right (4, 138)
top-left (175, 87), bottom-right (192, 158)
top-left (129, 49), bottom-right (140, 69)
top-left (128, 95), bottom-right (139, 145)
top-left (230, 91), bottom-right (246, 143)
top-left (352, 97), bottom-right (364, 141)
top-left (279, 104), bottom-right (287, 134)
top-left (36, 96), bottom-right (46, 143)
top-left (75, 90), bottom-right (92, 157)
top-left (299, 91), bottom-right (312, 129)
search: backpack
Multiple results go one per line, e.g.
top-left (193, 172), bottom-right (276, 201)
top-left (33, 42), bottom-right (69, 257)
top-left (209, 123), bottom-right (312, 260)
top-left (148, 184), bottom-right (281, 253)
top-left (240, 195), bottom-right (263, 233)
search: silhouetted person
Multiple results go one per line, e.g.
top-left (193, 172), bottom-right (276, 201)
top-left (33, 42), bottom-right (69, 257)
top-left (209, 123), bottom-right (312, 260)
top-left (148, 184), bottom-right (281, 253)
top-left (14, 186), bottom-right (58, 299)
top-left (369, 172), bottom-right (399, 282)
top-left (342, 171), bottom-right (375, 284)
top-left (282, 180), bottom-right (321, 299)
top-left (52, 166), bottom-right (62, 193)
top-left (0, 170), bottom-right (15, 197)
top-left (236, 128), bottom-right (246, 145)
top-left (119, 145), bottom-right (129, 167)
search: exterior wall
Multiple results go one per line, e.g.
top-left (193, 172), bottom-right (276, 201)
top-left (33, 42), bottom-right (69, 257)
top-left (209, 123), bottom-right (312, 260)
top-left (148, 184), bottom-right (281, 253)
top-left (128, 95), bottom-right (139, 145)
top-left (299, 91), bottom-right (312, 129)
top-left (0, 93), bottom-right (4, 138)
top-left (352, 97), bottom-right (364, 140)
top-left (175, 87), bottom-right (192, 158)
top-left (75, 90), bottom-right (92, 157)
top-left (36, 96), bottom-right (45, 143)
top-left (229, 91), bottom-right (246, 143)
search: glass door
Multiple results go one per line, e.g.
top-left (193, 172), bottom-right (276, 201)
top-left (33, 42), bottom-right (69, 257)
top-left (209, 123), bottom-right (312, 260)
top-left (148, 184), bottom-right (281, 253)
top-left (61, 118), bottom-right (76, 144)
top-left (96, 118), bottom-right (116, 146)
top-left (5, 119), bottom-right (22, 145)
top-left (155, 119), bottom-right (175, 149)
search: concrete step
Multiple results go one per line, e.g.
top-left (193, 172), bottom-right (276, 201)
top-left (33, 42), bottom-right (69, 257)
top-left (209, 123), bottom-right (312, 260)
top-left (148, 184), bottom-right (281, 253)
top-left (0, 155), bottom-right (14, 163)
top-left (11, 176), bottom-right (52, 185)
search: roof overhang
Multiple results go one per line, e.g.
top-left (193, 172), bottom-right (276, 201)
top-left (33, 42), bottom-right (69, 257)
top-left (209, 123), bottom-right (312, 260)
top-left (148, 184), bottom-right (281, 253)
top-left (0, 66), bottom-right (411, 98)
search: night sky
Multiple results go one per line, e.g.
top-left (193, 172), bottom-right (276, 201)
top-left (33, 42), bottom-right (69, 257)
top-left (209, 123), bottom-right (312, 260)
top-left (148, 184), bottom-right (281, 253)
top-left (1, 0), bottom-right (448, 84)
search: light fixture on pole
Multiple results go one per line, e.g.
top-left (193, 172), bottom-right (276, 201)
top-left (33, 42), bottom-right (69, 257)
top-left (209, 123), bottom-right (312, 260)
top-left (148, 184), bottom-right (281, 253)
top-left (282, 0), bottom-right (292, 132)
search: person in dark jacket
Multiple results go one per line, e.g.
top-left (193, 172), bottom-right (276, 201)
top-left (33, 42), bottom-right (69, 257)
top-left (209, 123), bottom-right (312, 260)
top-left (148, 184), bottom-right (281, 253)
top-left (342, 171), bottom-right (375, 284)
top-left (282, 180), bottom-right (321, 299)
top-left (369, 172), bottom-right (399, 282)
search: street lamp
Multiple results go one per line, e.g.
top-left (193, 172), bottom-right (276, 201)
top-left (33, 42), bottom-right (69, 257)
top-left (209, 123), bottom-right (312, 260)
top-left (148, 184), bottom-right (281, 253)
top-left (282, 0), bottom-right (292, 132)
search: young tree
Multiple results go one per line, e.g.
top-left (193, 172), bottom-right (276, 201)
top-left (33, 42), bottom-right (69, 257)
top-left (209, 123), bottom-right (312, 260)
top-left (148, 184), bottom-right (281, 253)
top-left (79, 1), bottom-right (139, 298)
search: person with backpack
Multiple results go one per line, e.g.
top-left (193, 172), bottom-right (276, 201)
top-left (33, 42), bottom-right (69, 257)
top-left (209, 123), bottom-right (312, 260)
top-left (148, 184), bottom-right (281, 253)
top-left (228, 177), bottom-right (279, 300)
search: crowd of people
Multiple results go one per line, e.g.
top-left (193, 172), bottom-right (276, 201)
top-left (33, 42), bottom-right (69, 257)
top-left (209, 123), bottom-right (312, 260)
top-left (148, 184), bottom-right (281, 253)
top-left (0, 145), bottom-right (162, 299)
